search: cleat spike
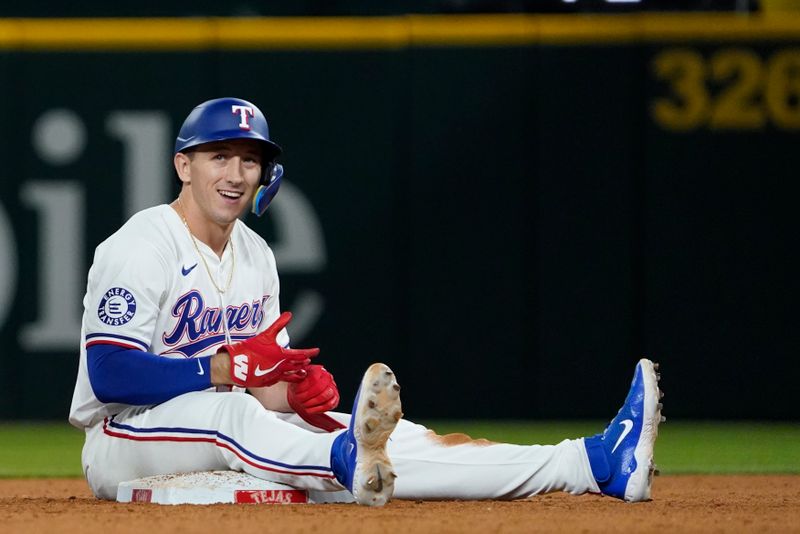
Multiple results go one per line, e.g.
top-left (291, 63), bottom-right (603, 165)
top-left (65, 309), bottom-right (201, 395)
top-left (654, 469), bottom-right (661, 476)
top-left (653, 362), bottom-right (660, 370)
top-left (366, 466), bottom-right (384, 493)
top-left (660, 415), bottom-right (667, 423)
top-left (364, 417), bottom-right (380, 433)
top-left (659, 389), bottom-right (664, 399)
top-left (368, 399), bottom-right (376, 409)
top-left (393, 384), bottom-right (401, 391)
top-left (657, 403), bottom-right (663, 410)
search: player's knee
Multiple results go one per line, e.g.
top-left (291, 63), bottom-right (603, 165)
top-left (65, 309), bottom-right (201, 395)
top-left (218, 391), bottom-right (268, 418)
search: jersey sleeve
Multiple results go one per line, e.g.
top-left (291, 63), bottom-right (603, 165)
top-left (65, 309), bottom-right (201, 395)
top-left (83, 236), bottom-right (170, 353)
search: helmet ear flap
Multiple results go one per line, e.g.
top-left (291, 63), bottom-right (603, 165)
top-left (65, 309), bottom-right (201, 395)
top-left (252, 163), bottom-right (283, 217)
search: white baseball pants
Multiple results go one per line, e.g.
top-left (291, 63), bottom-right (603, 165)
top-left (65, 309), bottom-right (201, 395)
top-left (81, 390), bottom-right (600, 500)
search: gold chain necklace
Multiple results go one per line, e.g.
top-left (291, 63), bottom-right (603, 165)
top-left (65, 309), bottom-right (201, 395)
top-left (176, 198), bottom-right (235, 294)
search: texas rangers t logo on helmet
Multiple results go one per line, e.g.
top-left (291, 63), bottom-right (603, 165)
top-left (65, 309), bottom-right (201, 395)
top-left (231, 105), bottom-right (255, 130)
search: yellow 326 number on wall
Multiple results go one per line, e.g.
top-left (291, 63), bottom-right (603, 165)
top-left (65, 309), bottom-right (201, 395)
top-left (651, 47), bottom-right (800, 131)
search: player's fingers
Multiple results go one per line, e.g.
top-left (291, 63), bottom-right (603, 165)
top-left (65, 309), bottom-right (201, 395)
top-left (285, 358), bottom-right (311, 369)
top-left (284, 368), bottom-right (308, 380)
top-left (274, 360), bottom-right (309, 381)
top-left (284, 347), bottom-right (319, 360)
top-left (303, 387), bottom-right (339, 411)
top-left (264, 311), bottom-right (292, 338)
top-left (290, 376), bottom-right (313, 396)
top-left (301, 366), bottom-right (330, 387)
top-left (297, 374), bottom-right (337, 402)
top-left (294, 367), bottom-right (334, 398)
top-left (305, 390), bottom-right (340, 413)
top-left (282, 372), bottom-right (308, 383)
top-left (281, 365), bottom-right (309, 379)
top-left (293, 377), bottom-right (329, 401)
top-left (289, 365), bottom-right (319, 393)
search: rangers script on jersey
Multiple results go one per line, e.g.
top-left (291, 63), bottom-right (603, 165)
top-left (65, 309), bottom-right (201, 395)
top-left (69, 205), bottom-right (288, 428)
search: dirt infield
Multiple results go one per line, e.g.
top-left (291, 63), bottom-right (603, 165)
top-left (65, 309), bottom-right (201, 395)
top-left (1, 475), bottom-right (798, 533)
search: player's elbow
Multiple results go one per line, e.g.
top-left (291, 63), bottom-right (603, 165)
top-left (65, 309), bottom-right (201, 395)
top-left (88, 376), bottom-right (116, 404)
top-left (86, 344), bottom-right (131, 404)
top-left (87, 363), bottom-right (119, 404)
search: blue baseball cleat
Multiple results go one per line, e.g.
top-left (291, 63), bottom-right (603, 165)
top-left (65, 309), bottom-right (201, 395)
top-left (330, 363), bottom-right (403, 506)
top-left (584, 358), bottom-right (664, 502)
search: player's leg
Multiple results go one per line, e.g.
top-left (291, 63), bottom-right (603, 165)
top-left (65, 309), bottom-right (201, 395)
top-left (82, 390), bottom-right (342, 499)
top-left (82, 363), bottom-right (404, 506)
top-left (390, 420), bottom-right (599, 500)
top-left (283, 413), bottom-right (596, 499)
top-left (316, 359), bottom-right (663, 502)
top-left (295, 412), bottom-right (597, 500)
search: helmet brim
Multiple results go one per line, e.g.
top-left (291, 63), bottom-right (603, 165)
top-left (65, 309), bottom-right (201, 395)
top-left (179, 135), bottom-right (282, 163)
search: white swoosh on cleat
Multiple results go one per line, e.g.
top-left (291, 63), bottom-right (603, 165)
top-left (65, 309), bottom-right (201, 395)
top-left (611, 419), bottom-right (634, 454)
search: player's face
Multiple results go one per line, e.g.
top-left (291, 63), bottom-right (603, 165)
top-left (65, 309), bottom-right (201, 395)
top-left (178, 139), bottom-right (263, 226)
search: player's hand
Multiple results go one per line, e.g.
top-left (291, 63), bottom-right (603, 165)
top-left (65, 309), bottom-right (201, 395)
top-left (287, 364), bottom-right (340, 414)
top-left (219, 311), bottom-right (318, 388)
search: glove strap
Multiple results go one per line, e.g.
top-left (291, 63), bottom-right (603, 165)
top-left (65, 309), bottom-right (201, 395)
top-left (220, 344), bottom-right (248, 387)
top-left (584, 434), bottom-right (611, 483)
top-left (288, 394), bottom-right (346, 432)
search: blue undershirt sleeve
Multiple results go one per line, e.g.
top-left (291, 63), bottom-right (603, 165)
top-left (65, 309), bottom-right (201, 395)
top-left (87, 344), bottom-right (213, 405)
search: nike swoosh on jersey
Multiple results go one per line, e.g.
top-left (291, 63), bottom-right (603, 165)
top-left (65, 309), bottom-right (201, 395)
top-left (254, 359), bottom-right (285, 377)
top-left (611, 419), bottom-right (634, 454)
top-left (182, 263), bottom-right (198, 276)
top-left (196, 359), bottom-right (205, 376)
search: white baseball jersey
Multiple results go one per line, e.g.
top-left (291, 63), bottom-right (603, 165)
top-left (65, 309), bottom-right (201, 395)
top-left (69, 204), bottom-right (288, 428)
top-left (70, 205), bottom-right (598, 504)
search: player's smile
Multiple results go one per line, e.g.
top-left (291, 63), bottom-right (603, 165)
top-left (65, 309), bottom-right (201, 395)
top-left (177, 138), bottom-right (263, 231)
top-left (218, 189), bottom-right (244, 200)
top-left (216, 187), bottom-right (246, 207)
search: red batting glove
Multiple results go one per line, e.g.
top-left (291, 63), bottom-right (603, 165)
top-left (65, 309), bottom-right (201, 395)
top-left (287, 364), bottom-right (340, 414)
top-left (288, 364), bottom-right (345, 432)
top-left (220, 311), bottom-right (319, 388)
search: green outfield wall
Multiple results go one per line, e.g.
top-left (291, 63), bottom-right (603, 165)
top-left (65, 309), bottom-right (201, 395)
top-left (0, 14), bottom-right (796, 420)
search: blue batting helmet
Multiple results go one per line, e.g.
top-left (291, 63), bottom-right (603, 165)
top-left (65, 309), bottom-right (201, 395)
top-left (175, 97), bottom-right (283, 216)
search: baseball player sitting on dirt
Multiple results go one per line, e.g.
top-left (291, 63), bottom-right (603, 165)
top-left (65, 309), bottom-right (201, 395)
top-left (69, 97), bottom-right (664, 506)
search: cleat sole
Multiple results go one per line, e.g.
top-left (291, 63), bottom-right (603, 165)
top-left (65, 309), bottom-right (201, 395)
top-left (351, 363), bottom-right (403, 507)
